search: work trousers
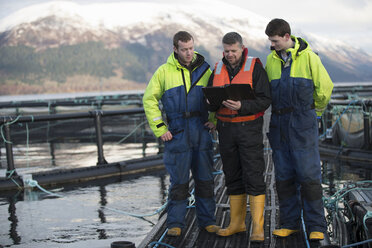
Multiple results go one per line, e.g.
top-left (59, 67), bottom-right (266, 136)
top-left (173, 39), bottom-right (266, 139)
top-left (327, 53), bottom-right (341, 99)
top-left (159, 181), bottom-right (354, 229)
top-left (272, 145), bottom-right (327, 233)
top-left (164, 148), bottom-right (216, 229)
top-left (217, 117), bottom-right (266, 196)
top-left (268, 111), bottom-right (327, 233)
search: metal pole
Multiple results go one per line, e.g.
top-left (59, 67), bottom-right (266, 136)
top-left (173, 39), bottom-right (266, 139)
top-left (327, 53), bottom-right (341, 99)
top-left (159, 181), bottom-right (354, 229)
top-left (325, 104), bottom-right (333, 141)
top-left (363, 103), bottom-right (371, 150)
top-left (141, 116), bottom-right (146, 157)
top-left (93, 111), bottom-right (107, 165)
top-left (4, 123), bottom-right (17, 177)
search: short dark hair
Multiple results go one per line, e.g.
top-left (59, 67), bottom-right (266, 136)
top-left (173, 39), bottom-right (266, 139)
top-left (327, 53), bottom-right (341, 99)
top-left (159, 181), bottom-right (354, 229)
top-left (265, 18), bottom-right (291, 37)
top-left (222, 32), bottom-right (243, 45)
top-left (173, 31), bottom-right (193, 49)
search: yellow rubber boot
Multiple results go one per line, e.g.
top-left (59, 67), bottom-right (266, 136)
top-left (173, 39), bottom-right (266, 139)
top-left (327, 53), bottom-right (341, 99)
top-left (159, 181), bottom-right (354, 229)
top-left (217, 194), bottom-right (247, 236)
top-left (167, 227), bottom-right (181, 236)
top-left (272, 228), bottom-right (299, 237)
top-left (309, 231), bottom-right (324, 240)
top-left (205, 225), bottom-right (220, 233)
top-left (249, 194), bottom-right (265, 242)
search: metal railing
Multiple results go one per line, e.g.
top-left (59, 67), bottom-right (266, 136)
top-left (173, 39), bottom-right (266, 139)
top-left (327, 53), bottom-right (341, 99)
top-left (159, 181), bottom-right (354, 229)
top-left (0, 107), bottom-right (147, 178)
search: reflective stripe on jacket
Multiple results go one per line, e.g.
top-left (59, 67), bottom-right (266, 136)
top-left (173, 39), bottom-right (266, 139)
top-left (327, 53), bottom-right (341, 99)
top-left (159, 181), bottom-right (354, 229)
top-left (213, 56), bottom-right (264, 122)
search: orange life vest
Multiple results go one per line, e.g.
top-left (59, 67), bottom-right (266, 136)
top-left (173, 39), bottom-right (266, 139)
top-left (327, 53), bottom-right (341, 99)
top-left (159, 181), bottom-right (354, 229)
top-left (213, 56), bottom-right (264, 123)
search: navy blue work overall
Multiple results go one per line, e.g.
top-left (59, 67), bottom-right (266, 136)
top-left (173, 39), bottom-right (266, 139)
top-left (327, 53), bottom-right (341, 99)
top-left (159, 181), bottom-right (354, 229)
top-left (161, 62), bottom-right (216, 229)
top-left (267, 53), bottom-right (327, 233)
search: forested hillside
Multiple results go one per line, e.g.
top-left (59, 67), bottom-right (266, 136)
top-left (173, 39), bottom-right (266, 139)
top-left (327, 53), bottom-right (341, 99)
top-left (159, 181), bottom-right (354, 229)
top-left (0, 41), bottom-right (213, 94)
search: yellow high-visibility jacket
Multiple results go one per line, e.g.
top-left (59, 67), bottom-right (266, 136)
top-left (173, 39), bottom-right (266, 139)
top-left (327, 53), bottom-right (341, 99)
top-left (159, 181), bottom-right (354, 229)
top-left (265, 36), bottom-right (333, 116)
top-left (143, 52), bottom-right (212, 138)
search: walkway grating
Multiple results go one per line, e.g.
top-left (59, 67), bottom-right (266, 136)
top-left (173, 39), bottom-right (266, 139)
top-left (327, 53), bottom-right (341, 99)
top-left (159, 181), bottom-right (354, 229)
top-left (138, 139), bottom-right (328, 248)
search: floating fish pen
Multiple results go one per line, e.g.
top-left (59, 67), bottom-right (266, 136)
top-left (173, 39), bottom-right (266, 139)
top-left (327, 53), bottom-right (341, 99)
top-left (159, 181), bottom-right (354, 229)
top-left (0, 91), bottom-right (151, 144)
top-left (323, 181), bottom-right (372, 248)
top-left (1, 85), bottom-right (372, 247)
top-left (0, 93), bottom-right (165, 193)
top-left (346, 182), bottom-right (372, 247)
top-left (318, 82), bottom-right (372, 163)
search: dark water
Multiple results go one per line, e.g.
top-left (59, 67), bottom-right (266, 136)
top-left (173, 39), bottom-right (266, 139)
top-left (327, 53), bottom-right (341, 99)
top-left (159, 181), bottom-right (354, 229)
top-left (0, 142), bottom-right (159, 173)
top-left (2, 85), bottom-right (371, 247)
top-left (0, 173), bottom-right (170, 248)
top-left (0, 143), bottom-right (168, 248)
top-left (322, 158), bottom-right (372, 196)
top-left (0, 121), bottom-right (371, 247)
top-left (0, 93), bottom-right (166, 247)
top-left (2, 151), bottom-right (372, 247)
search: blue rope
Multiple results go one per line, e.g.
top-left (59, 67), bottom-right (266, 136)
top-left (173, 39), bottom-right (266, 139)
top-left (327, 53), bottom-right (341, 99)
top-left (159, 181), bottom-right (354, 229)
top-left (116, 120), bottom-right (148, 144)
top-left (104, 202), bottom-right (167, 218)
top-left (342, 238), bottom-right (372, 248)
top-left (323, 181), bottom-right (372, 212)
top-left (25, 179), bottom-right (63, 197)
top-left (1, 115), bottom-right (22, 144)
top-left (301, 210), bottom-right (311, 248)
top-left (187, 188), bottom-right (195, 208)
top-left (150, 228), bottom-right (172, 248)
top-left (149, 241), bottom-right (176, 248)
top-left (6, 170), bottom-right (22, 189)
top-left (363, 211), bottom-right (372, 232)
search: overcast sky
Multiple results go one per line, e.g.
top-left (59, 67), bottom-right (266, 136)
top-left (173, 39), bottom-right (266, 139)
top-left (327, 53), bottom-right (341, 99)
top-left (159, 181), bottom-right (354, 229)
top-left (0, 0), bottom-right (371, 54)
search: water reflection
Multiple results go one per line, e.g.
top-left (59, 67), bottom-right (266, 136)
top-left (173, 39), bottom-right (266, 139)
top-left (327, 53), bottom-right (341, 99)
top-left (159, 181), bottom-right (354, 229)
top-left (2, 157), bottom-right (371, 247)
top-left (97, 185), bottom-right (107, 239)
top-left (8, 195), bottom-right (21, 245)
top-left (0, 172), bottom-right (169, 247)
top-left (0, 142), bottom-right (159, 176)
top-left (49, 141), bottom-right (57, 167)
top-left (159, 173), bottom-right (167, 205)
top-left (322, 158), bottom-right (372, 192)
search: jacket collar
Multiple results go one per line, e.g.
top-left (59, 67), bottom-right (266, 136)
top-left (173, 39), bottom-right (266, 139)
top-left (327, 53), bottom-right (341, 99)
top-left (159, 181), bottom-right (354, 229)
top-left (169, 52), bottom-right (203, 71)
top-left (274, 36), bottom-right (309, 61)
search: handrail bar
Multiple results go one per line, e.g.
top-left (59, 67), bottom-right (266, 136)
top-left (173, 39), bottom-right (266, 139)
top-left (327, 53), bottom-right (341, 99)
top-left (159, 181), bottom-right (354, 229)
top-left (0, 108), bottom-right (144, 125)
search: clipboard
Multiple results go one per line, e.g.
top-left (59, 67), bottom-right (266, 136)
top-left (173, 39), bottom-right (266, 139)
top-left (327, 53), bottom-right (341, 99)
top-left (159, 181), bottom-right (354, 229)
top-left (202, 84), bottom-right (255, 105)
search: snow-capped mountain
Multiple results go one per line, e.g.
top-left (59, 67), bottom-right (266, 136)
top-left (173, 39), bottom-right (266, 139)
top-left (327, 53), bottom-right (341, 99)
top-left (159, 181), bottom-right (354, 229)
top-left (0, 1), bottom-right (269, 56)
top-left (0, 0), bottom-right (371, 83)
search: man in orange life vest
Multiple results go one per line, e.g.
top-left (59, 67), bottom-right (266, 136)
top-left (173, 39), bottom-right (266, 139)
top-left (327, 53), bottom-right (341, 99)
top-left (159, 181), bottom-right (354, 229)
top-left (207, 32), bottom-right (271, 241)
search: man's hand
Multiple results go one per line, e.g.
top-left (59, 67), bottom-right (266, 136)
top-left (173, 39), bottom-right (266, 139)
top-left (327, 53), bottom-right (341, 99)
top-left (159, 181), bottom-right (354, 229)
top-left (160, 131), bottom-right (173, 142)
top-left (204, 121), bottom-right (216, 131)
top-left (222, 100), bottom-right (241, 111)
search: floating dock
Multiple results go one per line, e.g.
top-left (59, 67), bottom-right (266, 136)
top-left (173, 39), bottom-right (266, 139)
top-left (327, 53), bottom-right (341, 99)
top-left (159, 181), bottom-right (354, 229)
top-left (345, 182), bottom-right (372, 246)
top-left (0, 154), bottom-right (164, 193)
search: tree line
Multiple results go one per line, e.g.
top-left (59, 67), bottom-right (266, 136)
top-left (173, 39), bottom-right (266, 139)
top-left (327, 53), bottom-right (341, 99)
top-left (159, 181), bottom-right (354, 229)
top-left (0, 41), bottom-right (174, 84)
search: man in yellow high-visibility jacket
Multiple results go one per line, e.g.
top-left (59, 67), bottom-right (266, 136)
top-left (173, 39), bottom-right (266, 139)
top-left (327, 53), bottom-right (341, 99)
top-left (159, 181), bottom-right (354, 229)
top-left (143, 31), bottom-right (219, 237)
top-left (264, 18), bottom-right (334, 241)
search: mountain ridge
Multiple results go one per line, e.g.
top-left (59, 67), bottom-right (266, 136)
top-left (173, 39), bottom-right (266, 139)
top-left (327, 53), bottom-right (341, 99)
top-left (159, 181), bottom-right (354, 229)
top-left (0, 1), bottom-right (371, 95)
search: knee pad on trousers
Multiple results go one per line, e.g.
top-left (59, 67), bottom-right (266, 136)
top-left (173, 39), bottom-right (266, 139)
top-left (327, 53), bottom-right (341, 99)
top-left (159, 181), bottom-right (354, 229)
top-left (169, 183), bottom-right (189, 201)
top-left (195, 179), bottom-right (214, 198)
top-left (301, 180), bottom-right (323, 201)
top-left (276, 178), bottom-right (296, 201)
